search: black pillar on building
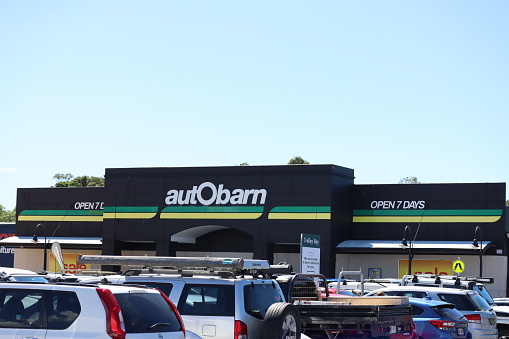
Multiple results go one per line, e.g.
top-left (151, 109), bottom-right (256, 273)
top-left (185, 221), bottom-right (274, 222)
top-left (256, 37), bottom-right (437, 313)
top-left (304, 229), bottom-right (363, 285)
top-left (101, 238), bottom-right (122, 273)
top-left (156, 240), bottom-right (176, 257)
top-left (253, 241), bottom-right (274, 264)
top-left (320, 242), bottom-right (335, 279)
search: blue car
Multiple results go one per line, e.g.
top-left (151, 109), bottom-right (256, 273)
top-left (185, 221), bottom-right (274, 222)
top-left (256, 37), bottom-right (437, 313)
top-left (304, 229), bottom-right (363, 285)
top-left (409, 298), bottom-right (470, 339)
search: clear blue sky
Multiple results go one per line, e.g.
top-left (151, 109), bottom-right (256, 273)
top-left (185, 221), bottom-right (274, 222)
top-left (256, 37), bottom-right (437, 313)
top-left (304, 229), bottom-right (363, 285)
top-left (1, 1), bottom-right (508, 211)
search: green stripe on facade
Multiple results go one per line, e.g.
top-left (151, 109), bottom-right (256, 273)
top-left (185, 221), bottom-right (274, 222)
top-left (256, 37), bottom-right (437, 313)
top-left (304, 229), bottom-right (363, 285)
top-left (19, 210), bottom-right (103, 216)
top-left (103, 206), bottom-right (158, 213)
top-left (268, 206), bottom-right (331, 220)
top-left (269, 206), bottom-right (331, 213)
top-left (103, 206), bottom-right (158, 219)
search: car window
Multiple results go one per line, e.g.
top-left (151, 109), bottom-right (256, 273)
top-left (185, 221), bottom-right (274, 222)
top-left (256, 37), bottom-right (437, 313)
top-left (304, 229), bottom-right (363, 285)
top-left (115, 292), bottom-right (183, 333)
top-left (432, 305), bottom-right (465, 320)
top-left (244, 283), bottom-right (284, 319)
top-left (437, 293), bottom-right (476, 311)
top-left (9, 276), bottom-right (48, 283)
top-left (411, 305), bottom-right (424, 316)
top-left (177, 284), bottom-right (234, 316)
top-left (378, 291), bottom-right (399, 296)
top-left (0, 289), bottom-right (44, 328)
top-left (47, 291), bottom-right (81, 329)
top-left (473, 285), bottom-right (495, 306)
top-left (400, 291), bottom-right (428, 299)
top-left (468, 293), bottom-right (492, 312)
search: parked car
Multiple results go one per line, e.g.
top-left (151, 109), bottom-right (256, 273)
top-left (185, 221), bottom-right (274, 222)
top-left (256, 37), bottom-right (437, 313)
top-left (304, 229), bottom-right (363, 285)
top-left (0, 266), bottom-right (48, 282)
top-left (401, 274), bottom-right (509, 338)
top-left (408, 297), bottom-right (469, 339)
top-left (0, 280), bottom-right (187, 338)
top-left (78, 258), bottom-right (305, 339)
top-left (365, 286), bottom-right (497, 339)
top-left (494, 298), bottom-right (509, 308)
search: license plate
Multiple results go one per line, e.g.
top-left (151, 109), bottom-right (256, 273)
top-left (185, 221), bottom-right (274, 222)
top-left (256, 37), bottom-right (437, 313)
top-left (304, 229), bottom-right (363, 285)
top-left (457, 328), bottom-right (465, 336)
top-left (489, 318), bottom-right (496, 325)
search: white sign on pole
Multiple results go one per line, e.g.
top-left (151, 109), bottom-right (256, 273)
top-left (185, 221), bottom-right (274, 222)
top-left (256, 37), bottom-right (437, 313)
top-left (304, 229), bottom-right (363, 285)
top-left (300, 234), bottom-right (320, 274)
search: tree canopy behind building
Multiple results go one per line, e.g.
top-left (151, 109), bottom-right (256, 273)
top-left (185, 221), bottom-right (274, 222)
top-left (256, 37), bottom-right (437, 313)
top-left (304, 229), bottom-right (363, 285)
top-left (288, 156), bottom-right (310, 164)
top-left (52, 173), bottom-right (105, 187)
top-left (0, 204), bottom-right (15, 222)
top-left (398, 176), bottom-right (420, 184)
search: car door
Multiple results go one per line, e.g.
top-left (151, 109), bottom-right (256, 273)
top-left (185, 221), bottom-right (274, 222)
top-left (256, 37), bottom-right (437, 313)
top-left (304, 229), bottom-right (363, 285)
top-left (176, 283), bottom-right (235, 339)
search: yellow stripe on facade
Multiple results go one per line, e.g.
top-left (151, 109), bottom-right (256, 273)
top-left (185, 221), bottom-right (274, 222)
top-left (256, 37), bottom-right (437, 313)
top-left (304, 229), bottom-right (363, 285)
top-left (18, 216), bottom-right (104, 222)
top-left (160, 213), bottom-right (262, 219)
top-left (353, 216), bottom-right (502, 223)
top-left (103, 213), bottom-right (157, 219)
top-left (268, 213), bottom-right (331, 220)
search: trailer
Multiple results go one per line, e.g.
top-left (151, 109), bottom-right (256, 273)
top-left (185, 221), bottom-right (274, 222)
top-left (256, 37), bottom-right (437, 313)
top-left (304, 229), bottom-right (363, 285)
top-left (271, 273), bottom-right (415, 339)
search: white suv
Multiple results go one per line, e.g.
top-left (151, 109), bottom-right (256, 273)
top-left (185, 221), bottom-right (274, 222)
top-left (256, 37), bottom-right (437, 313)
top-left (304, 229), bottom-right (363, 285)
top-left (0, 280), bottom-right (186, 339)
top-left (365, 285), bottom-right (498, 339)
top-left (85, 271), bottom-right (291, 339)
top-left (77, 256), bottom-right (307, 339)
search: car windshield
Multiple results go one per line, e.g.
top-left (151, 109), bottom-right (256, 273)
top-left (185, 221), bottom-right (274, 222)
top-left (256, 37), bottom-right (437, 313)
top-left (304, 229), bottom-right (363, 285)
top-left (115, 292), bottom-right (182, 333)
top-left (432, 304), bottom-right (466, 320)
top-left (438, 291), bottom-right (492, 312)
top-left (468, 292), bottom-right (493, 311)
top-left (10, 276), bottom-right (48, 282)
top-left (473, 285), bottom-right (495, 306)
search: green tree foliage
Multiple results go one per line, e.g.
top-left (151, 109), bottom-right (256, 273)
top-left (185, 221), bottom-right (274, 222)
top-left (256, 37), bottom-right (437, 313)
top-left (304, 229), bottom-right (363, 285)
top-left (398, 176), bottom-right (420, 184)
top-left (52, 173), bottom-right (105, 187)
top-left (53, 173), bottom-right (74, 182)
top-left (0, 204), bottom-right (15, 222)
top-left (239, 163), bottom-right (249, 166)
top-left (288, 156), bottom-right (310, 164)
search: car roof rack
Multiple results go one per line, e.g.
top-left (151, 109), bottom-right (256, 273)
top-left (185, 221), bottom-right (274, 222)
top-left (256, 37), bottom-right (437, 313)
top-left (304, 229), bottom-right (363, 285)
top-left (78, 255), bottom-right (271, 277)
top-left (401, 274), bottom-right (494, 285)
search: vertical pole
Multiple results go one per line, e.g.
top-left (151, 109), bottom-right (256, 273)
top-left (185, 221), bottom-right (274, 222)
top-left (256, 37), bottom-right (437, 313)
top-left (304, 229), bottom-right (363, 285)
top-left (34, 224), bottom-right (48, 272)
top-left (475, 226), bottom-right (483, 277)
top-left (43, 236), bottom-right (47, 272)
top-left (404, 226), bottom-right (412, 276)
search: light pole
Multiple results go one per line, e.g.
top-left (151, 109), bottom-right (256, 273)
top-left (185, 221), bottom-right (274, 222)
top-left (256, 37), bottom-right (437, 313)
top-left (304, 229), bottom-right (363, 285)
top-left (473, 226), bottom-right (483, 277)
top-left (402, 226), bottom-right (414, 275)
top-left (32, 223), bottom-right (47, 272)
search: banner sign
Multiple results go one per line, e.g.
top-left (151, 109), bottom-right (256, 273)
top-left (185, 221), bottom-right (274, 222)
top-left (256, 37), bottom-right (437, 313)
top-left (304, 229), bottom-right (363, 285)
top-left (301, 234), bottom-right (320, 274)
top-left (51, 242), bottom-right (65, 271)
top-left (0, 224), bottom-right (15, 267)
top-left (398, 259), bottom-right (453, 278)
top-left (49, 253), bottom-right (91, 274)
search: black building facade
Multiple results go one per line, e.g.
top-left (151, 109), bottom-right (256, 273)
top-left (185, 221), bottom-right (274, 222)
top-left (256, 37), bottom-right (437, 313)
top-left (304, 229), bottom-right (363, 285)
top-left (12, 164), bottom-right (508, 293)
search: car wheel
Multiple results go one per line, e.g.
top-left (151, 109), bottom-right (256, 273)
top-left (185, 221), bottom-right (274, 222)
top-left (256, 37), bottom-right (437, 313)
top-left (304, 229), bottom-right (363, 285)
top-left (263, 302), bottom-right (301, 339)
top-left (499, 329), bottom-right (509, 339)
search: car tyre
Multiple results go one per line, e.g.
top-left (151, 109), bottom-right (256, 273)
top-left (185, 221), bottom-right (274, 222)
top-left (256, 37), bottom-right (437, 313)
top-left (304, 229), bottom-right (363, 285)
top-left (499, 329), bottom-right (509, 339)
top-left (263, 302), bottom-right (301, 339)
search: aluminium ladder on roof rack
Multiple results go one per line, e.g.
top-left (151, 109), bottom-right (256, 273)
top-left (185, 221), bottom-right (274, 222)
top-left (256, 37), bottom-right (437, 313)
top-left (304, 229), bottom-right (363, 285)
top-left (336, 269), bottom-right (365, 295)
top-left (77, 255), bottom-right (271, 270)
